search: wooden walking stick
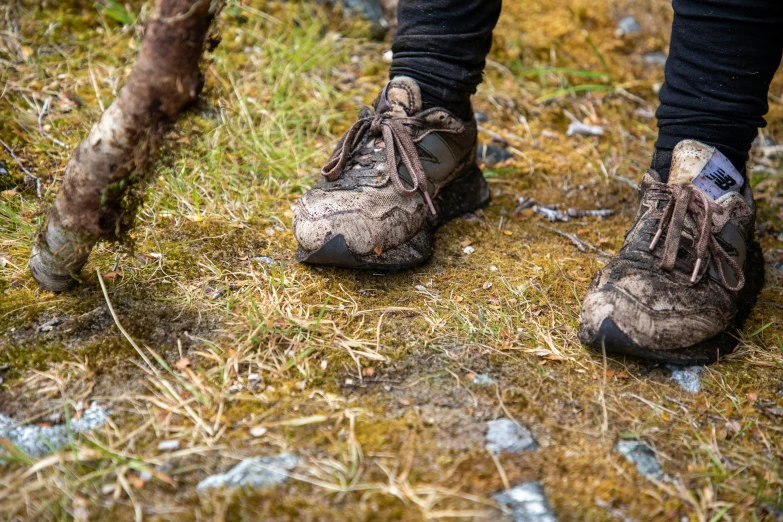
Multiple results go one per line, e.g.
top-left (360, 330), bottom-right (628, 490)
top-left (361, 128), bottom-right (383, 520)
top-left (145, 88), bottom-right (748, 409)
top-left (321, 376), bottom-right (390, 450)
top-left (30, 0), bottom-right (219, 291)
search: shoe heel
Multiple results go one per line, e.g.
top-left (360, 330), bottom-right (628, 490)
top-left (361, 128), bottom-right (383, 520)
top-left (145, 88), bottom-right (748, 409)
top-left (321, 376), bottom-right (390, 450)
top-left (432, 165), bottom-right (490, 227)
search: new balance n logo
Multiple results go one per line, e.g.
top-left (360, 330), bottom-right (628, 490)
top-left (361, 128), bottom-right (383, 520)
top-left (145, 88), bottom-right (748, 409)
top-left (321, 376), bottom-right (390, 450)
top-left (705, 168), bottom-right (737, 191)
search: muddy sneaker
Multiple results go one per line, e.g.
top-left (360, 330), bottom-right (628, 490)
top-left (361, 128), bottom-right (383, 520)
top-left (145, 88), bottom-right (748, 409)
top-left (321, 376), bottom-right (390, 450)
top-left (578, 140), bottom-right (765, 365)
top-left (293, 76), bottom-right (489, 269)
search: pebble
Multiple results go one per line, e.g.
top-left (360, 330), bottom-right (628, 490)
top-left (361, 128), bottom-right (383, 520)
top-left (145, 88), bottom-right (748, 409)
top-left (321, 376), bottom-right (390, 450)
top-left (463, 246), bottom-right (475, 255)
top-left (473, 373), bottom-right (495, 385)
top-left (251, 256), bottom-right (275, 265)
top-left (157, 440), bottom-right (181, 451)
top-left (0, 161), bottom-right (13, 191)
top-left (667, 365), bottom-right (703, 393)
top-left (643, 51), bottom-right (667, 66)
top-left (477, 144), bottom-right (514, 166)
top-left (485, 419), bottom-right (537, 454)
top-left (474, 112), bottom-right (490, 123)
top-left (494, 482), bottom-right (557, 522)
top-left (382, 49), bottom-right (393, 62)
top-left (615, 440), bottom-right (664, 481)
top-left (250, 426), bottom-right (268, 437)
top-left (567, 122), bottom-right (604, 137)
top-left (0, 404), bottom-right (108, 458)
top-left (196, 453), bottom-right (298, 490)
top-left (617, 16), bottom-right (641, 35)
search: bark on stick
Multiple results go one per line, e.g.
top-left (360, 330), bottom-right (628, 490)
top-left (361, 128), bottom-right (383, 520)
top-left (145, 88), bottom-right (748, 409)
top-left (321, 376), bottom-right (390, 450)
top-left (30, 0), bottom-right (217, 291)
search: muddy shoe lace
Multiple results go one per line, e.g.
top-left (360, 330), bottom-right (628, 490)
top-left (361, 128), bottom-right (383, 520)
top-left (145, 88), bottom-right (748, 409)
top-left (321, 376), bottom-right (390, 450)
top-left (648, 184), bottom-right (744, 291)
top-left (320, 111), bottom-right (438, 215)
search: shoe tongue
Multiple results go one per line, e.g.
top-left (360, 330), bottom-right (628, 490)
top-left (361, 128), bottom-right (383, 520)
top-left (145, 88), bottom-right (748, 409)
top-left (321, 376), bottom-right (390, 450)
top-left (668, 140), bottom-right (743, 200)
top-left (379, 76), bottom-right (422, 116)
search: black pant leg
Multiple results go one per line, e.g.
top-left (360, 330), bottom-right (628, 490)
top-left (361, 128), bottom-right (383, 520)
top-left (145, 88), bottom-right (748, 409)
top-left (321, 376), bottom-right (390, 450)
top-left (654, 0), bottom-right (783, 179)
top-left (389, 0), bottom-right (502, 109)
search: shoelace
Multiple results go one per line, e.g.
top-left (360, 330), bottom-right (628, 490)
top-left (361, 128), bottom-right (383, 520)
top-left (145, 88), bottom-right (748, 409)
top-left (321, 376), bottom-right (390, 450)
top-left (320, 111), bottom-right (437, 215)
top-left (648, 184), bottom-right (744, 291)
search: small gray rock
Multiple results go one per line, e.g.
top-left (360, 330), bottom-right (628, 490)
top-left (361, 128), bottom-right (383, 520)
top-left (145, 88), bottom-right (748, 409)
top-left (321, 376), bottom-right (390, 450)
top-left (477, 144), bottom-right (513, 166)
top-left (486, 419), bottom-right (537, 454)
top-left (668, 365), bottom-right (703, 393)
top-left (0, 404), bottom-right (109, 458)
top-left (617, 16), bottom-right (641, 35)
top-left (494, 482), bottom-right (557, 522)
top-left (0, 161), bottom-right (13, 191)
top-left (197, 453), bottom-right (298, 490)
top-left (472, 373), bottom-right (495, 385)
top-left (474, 112), bottom-right (490, 123)
top-left (251, 256), bottom-right (275, 265)
top-left (567, 122), bottom-right (604, 137)
top-left (643, 51), bottom-right (667, 66)
top-left (615, 440), bottom-right (664, 481)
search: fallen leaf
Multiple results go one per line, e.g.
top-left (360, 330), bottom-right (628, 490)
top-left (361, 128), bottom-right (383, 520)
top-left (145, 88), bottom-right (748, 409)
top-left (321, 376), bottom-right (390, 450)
top-left (503, 230), bottom-right (512, 236)
top-left (482, 281), bottom-right (493, 290)
top-left (465, 372), bottom-right (476, 380)
top-left (454, 295), bottom-right (464, 303)
top-left (374, 244), bottom-right (383, 255)
top-left (398, 398), bottom-right (411, 406)
top-left (175, 358), bottom-right (191, 369)
top-left (103, 271), bottom-right (119, 281)
top-left (362, 367), bottom-right (375, 378)
top-left (460, 239), bottom-right (472, 248)
top-left (132, 477), bottom-right (145, 490)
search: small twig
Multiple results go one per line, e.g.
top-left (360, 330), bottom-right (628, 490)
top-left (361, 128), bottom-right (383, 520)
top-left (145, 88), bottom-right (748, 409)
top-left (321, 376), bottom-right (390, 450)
top-left (533, 205), bottom-right (569, 222)
top-left (611, 173), bottom-right (639, 191)
top-left (615, 87), bottom-right (648, 105)
top-left (37, 96), bottom-right (68, 148)
top-left (494, 383), bottom-right (525, 432)
top-left (566, 208), bottom-right (614, 218)
top-left (97, 269), bottom-right (160, 376)
top-left (488, 450), bottom-right (511, 491)
top-left (758, 301), bottom-right (783, 310)
top-left (478, 125), bottom-right (526, 146)
top-left (477, 125), bottom-right (509, 146)
top-left (88, 66), bottom-right (105, 112)
top-left (536, 224), bottom-right (611, 257)
top-left (0, 137), bottom-right (40, 197)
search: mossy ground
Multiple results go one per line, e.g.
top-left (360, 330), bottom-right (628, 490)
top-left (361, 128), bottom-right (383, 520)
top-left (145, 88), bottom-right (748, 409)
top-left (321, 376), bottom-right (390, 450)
top-left (1, 0), bottom-right (783, 520)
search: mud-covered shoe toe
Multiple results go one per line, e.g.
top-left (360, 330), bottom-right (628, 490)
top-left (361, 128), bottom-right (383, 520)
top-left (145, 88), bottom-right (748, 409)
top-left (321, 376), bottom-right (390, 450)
top-left (293, 185), bottom-right (426, 257)
top-left (578, 271), bottom-right (730, 353)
